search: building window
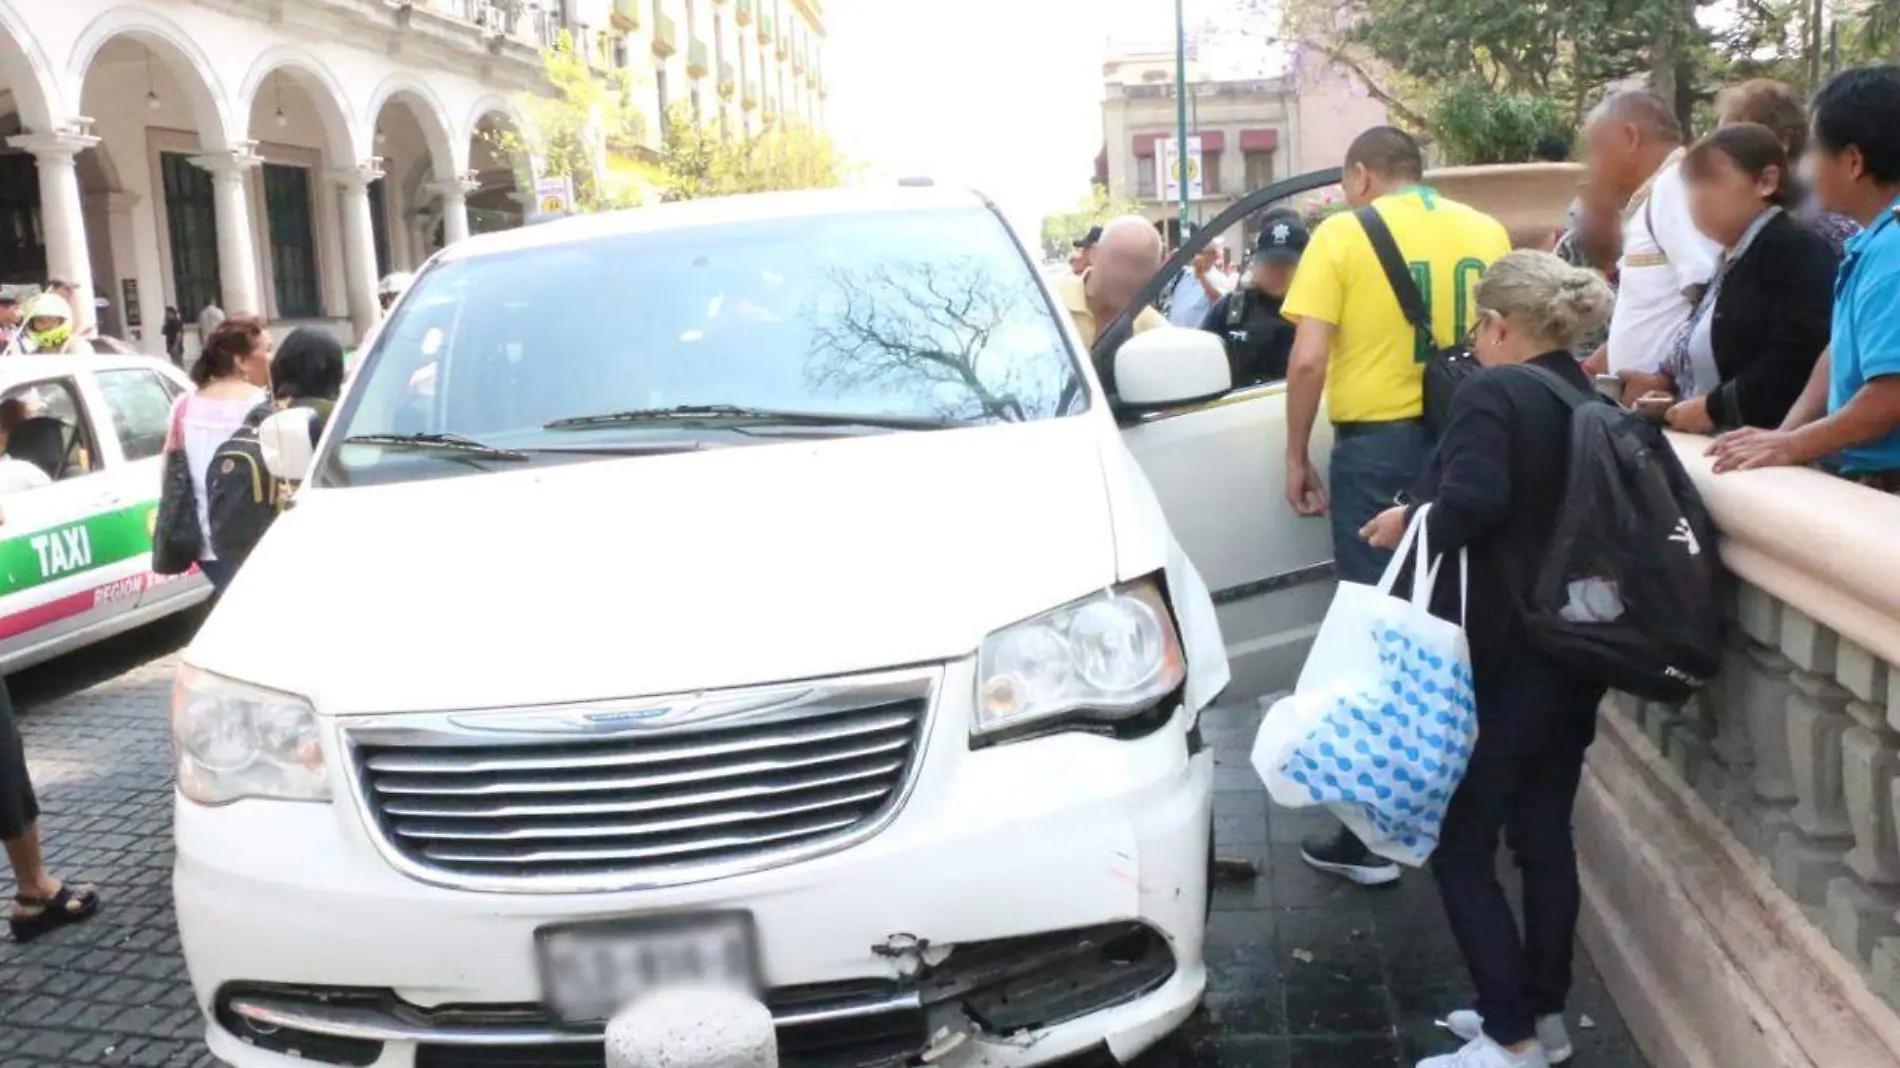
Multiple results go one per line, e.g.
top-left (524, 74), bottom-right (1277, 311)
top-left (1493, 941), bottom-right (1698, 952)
top-left (160, 152), bottom-right (222, 318)
top-left (367, 176), bottom-right (392, 278)
top-left (1202, 151), bottom-right (1222, 195)
top-left (0, 153), bottom-right (44, 284)
top-left (1244, 150), bottom-right (1275, 191)
top-left (1136, 158), bottom-right (1156, 199)
top-left (260, 163), bottom-right (320, 319)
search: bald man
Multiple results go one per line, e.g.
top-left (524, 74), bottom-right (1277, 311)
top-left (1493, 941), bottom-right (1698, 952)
top-left (1053, 214), bottom-right (1167, 350)
top-left (1581, 90), bottom-right (1719, 395)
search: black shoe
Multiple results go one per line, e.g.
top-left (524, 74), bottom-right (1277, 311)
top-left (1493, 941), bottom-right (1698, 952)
top-left (1299, 826), bottom-right (1402, 886)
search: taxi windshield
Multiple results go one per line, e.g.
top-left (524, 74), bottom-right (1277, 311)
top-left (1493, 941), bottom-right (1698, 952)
top-left (319, 205), bottom-right (1087, 486)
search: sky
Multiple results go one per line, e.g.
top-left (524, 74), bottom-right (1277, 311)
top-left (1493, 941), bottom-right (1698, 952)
top-left (822, 0), bottom-right (1252, 240)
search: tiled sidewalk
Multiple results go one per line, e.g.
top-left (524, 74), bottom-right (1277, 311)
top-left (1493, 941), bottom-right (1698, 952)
top-left (1133, 699), bottom-right (1653, 1068)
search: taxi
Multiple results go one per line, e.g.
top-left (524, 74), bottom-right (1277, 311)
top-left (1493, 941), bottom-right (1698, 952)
top-left (0, 353), bottom-right (212, 673)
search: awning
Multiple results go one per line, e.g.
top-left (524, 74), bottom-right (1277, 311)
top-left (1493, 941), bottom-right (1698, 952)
top-left (1132, 131), bottom-right (1226, 157)
top-left (1240, 128), bottom-right (1279, 152)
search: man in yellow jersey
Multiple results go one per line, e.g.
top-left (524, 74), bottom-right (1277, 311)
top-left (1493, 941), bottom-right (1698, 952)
top-left (1279, 126), bottom-right (1513, 886)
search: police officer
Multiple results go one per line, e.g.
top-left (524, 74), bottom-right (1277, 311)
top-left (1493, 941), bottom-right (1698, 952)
top-left (1200, 213), bottom-right (1309, 386)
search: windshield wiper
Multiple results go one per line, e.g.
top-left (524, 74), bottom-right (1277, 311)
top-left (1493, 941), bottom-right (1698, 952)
top-left (339, 433), bottom-right (531, 461)
top-left (542, 404), bottom-right (961, 432)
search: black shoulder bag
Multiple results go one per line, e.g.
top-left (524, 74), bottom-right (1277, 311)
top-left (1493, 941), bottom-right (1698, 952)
top-left (1354, 206), bottom-right (1479, 432)
top-left (152, 401), bottom-right (204, 576)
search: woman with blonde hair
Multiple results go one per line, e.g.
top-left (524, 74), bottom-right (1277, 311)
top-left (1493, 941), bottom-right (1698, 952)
top-left (1361, 250), bottom-right (1617, 1068)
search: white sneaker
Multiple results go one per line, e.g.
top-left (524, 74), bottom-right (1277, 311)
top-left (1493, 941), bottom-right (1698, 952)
top-left (1417, 1034), bottom-right (1550, 1068)
top-left (1441, 1009), bottom-right (1573, 1064)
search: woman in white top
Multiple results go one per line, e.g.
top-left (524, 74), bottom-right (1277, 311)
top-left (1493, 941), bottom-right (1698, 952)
top-left (163, 315), bottom-right (271, 592)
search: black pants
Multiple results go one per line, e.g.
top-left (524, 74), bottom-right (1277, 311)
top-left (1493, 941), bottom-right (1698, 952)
top-left (1430, 656), bottom-right (1603, 1047)
top-left (0, 677), bottom-right (37, 841)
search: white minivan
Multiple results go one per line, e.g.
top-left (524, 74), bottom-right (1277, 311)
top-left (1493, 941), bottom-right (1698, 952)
top-left (171, 180), bottom-right (1340, 1068)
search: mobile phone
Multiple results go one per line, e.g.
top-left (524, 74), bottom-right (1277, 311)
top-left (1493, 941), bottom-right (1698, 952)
top-left (1593, 374), bottom-right (1623, 400)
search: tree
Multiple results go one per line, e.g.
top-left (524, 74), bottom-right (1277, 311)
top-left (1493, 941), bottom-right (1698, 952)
top-left (650, 107), bottom-right (852, 201)
top-left (1214, 0), bottom-right (1823, 144)
top-left (1038, 186), bottom-right (1145, 261)
top-left (1429, 83), bottom-right (1578, 165)
top-left (489, 32), bottom-right (652, 212)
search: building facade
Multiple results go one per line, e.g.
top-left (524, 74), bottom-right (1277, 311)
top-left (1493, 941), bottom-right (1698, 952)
top-left (0, 0), bottom-right (828, 352)
top-left (1098, 45), bottom-right (1387, 252)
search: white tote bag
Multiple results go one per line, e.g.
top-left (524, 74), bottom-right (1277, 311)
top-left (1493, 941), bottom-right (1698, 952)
top-left (1250, 504), bottom-right (1477, 866)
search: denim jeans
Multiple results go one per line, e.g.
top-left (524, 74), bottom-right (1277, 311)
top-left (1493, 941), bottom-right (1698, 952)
top-left (1328, 420), bottom-right (1434, 585)
top-left (199, 557), bottom-right (238, 595)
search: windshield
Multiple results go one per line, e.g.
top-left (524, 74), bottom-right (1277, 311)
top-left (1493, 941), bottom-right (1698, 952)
top-left (320, 205), bottom-right (1086, 485)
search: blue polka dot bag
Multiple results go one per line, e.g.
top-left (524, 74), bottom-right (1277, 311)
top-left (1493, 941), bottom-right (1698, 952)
top-left (1250, 505), bottom-right (1476, 867)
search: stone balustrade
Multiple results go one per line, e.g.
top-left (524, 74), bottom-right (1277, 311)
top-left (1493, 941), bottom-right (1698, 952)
top-left (1577, 436), bottom-right (1900, 1068)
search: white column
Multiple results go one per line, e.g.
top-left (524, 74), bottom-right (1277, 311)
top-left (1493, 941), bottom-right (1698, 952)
top-left (87, 191), bottom-right (154, 350)
top-left (190, 149), bottom-right (265, 317)
top-left (8, 131), bottom-right (100, 332)
top-left (330, 160), bottom-right (385, 343)
top-left (426, 173), bottom-right (481, 246)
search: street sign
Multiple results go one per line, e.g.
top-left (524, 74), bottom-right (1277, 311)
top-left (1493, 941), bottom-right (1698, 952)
top-left (534, 175), bottom-right (574, 216)
top-left (1157, 137), bottom-right (1205, 202)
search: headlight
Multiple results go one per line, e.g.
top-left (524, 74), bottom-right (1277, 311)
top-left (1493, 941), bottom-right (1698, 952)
top-left (975, 578), bottom-right (1186, 737)
top-left (171, 665), bottom-right (330, 805)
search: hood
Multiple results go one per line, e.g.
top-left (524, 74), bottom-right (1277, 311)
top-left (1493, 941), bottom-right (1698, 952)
top-left (189, 418), bottom-right (1120, 714)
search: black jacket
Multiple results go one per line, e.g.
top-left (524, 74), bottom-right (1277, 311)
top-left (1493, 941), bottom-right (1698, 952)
top-left (1704, 211), bottom-right (1837, 430)
top-left (1411, 352), bottom-right (1587, 691)
top-left (1200, 287), bottom-right (1293, 386)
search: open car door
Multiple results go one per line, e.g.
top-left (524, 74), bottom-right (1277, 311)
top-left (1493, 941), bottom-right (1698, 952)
top-left (1095, 170), bottom-right (1342, 702)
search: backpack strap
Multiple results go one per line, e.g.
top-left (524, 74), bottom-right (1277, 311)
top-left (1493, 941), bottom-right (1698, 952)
top-left (1354, 207), bottom-right (1432, 347)
top-left (1510, 363), bottom-right (1597, 409)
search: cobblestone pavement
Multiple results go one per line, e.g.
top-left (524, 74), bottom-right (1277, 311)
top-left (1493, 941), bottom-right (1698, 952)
top-left (1, 621), bottom-right (1650, 1068)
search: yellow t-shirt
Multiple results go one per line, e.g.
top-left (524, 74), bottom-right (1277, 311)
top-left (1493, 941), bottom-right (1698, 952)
top-left (1281, 188), bottom-right (1513, 424)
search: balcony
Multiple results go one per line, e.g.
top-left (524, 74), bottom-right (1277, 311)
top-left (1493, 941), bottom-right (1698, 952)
top-left (742, 86), bottom-right (759, 110)
top-left (651, 12), bottom-right (677, 55)
top-left (611, 0), bottom-right (641, 30)
top-left (736, 0), bottom-right (754, 26)
top-left (759, 14), bottom-right (774, 44)
top-left (718, 60), bottom-right (736, 97)
top-left (688, 38), bottom-right (711, 77)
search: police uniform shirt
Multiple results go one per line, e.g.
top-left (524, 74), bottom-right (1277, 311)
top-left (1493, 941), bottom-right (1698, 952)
top-left (1201, 286), bottom-right (1295, 387)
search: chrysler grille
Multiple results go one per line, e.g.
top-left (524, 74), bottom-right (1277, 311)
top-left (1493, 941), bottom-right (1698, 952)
top-left (350, 685), bottom-right (930, 888)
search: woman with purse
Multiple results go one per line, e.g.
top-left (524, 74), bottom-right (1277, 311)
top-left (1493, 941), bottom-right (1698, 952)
top-left (1361, 251), bottom-right (1616, 1068)
top-left (1657, 123), bottom-right (1837, 434)
top-left (159, 317), bottom-right (272, 593)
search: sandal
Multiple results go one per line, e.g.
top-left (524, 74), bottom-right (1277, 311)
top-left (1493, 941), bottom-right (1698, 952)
top-left (9, 883), bottom-right (101, 943)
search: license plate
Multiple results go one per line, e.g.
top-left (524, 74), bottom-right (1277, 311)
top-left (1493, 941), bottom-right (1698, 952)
top-left (536, 913), bottom-right (758, 1023)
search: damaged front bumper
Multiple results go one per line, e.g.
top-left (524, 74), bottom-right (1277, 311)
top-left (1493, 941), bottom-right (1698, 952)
top-left (177, 660), bottom-right (1215, 1068)
top-left (215, 921), bottom-right (1194, 1068)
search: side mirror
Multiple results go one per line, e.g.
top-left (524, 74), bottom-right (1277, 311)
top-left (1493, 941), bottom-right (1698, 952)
top-left (257, 408), bottom-right (319, 482)
top-left (1113, 327), bottom-right (1232, 410)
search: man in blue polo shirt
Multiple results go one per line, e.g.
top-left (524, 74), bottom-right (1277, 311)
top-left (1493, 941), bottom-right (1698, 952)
top-left (1713, 65), bottom-right (1900, 488)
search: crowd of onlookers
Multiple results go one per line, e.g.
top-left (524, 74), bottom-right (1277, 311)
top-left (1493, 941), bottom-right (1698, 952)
top-left (1055, 61), bottom-right (1900, 1068)
top-left (1064, 67), bottom-right (1900, 497)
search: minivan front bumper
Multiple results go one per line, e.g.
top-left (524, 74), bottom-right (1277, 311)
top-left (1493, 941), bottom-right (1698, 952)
top-left (174, 659), bottom-right (1215, 1068)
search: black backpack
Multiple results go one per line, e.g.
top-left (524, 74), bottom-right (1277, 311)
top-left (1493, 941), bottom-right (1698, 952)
top-left (1355, 206), bottom-right (1481, 431)
top-left (1514, 365), bottom-right (1725, 702)
top-left (205, 404), bottom-right (283, 569)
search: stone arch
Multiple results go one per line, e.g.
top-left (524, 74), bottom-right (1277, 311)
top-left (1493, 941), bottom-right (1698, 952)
top-left (237, 47), bottom-right (359, 162)
top-left (66, 7), bottom-right (236, 151)
top-left (461, 93), bottom-right (529, 172)
top-left (364, 74), bottom-right (455, 179)
top-left (0, 5), bottom-right (60, 131)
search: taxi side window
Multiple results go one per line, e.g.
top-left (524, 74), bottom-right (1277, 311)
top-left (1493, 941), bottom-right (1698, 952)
top-left (93, 369), bottom-right (179, 462)
top-left (1, 378), bottom-right (103, 483)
